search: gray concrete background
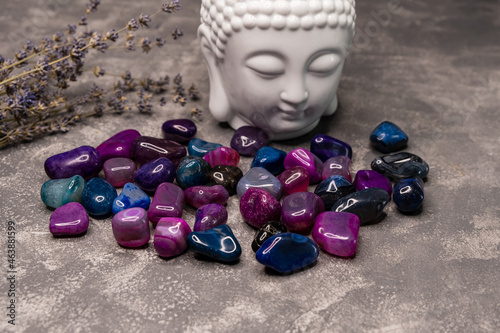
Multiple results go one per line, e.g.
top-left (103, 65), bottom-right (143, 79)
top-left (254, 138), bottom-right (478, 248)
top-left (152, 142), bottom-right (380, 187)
top-left (1, 0), bottom-right (499, 332)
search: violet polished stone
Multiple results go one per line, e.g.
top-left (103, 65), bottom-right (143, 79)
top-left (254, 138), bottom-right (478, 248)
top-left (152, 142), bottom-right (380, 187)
top-left (131, 136), bottom-right (186, 166)
top-left (314, 175), bottom-right (356, 210)
top-left (310, 134), bottom-right (353, 161)
top-left (321, 156), bottom-right (352, 181)
top-left (44, 145), bottom-right (103, 180)
top-left (96, 129), bottom-right (141, 161)
top-left (162, 119), bottom-right (197, 144)
top-left (111, 207), bottom-right (150, 248)
top-left (154, 217), bottom-right (192, 257)
top-left (103, 158), bottom-right (136, 187)
top-left (331, 188), bottom-right (391, 225)
top-left (312, 211), bottom-right (360, 257)
top-left (208, 165), bottom-right (243, 196)
top-left (240, 188), bottom-right (281, 228)
top-left (134, 157), bottom-right (176, 192)
top-left (184, 185), bottom-right (229, 208)
top-left (283, 148), bottom-right (323, 184)
top-left (230, 126), bottom-right (270, 157)
top-left (282, 192), bottom-right (325, 234)
top-left (81, 177), bottom-right (117, 216)
top-left (236, 167), bottom-right (282, 199)
top-left (49, 202), bottom-right (89, 236)
top-left (193, 204), bottom-right (228, 232)
top-left (147, 182), bottom-right (185, 224)
top-left (203, 146), bottom-right (240, 168)
top-left (277, 166), bottom-right (310, 195)
top-left (353, 170), bottom-right (393, 196)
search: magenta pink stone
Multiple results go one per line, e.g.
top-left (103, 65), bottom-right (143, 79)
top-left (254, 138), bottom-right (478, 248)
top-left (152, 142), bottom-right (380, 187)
top-left (239, 188), bottom-right (281, 228)
top-left (49, 202), bottom-right (89, 236)
top-left (353, 170), bottom-right (393, 196)
top-left (321, 156), bottom-right (352, 181)
top-left (184, 185), bottom-right (229, 208)
top-left (203, 146), bottom-right (240, 168)
top-left (281, 192), bottom-right (325, 234)
top-left (111, 207), bottom-right (150, 247)
top-left (154, 217), bottom-right (192, 257)
top-left (147, 182), bottom-right (185, 224)
top-left (131, 136), bottom-right (186, 166)
top-left (283, 148), bottom-right (323, 184)
top-left (103, 158), bottom-right (136, 187)
top-left (96, 129), bottom-right (141, 161)
top-left (312, 211), bottom-right (360, 257)
top-left (277, 166), bottom-right (310, 195)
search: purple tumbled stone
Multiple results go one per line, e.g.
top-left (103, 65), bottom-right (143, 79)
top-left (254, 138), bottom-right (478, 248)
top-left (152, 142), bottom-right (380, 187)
top-left (277, 166), bottom-right (310, 195)
top-left (312, 211), bottom-right (360, 257)
top-left (230, 126), bottom-right (270, 157)
top-left (203, 146), bottom-right (240, 168)
top-left (111, 207), bottom-right (150, 248)
top-left (147, 182), bottom-right (184, 224)
top-left (44, 145), bottom-right (103, 180)
top-left (96, 129), bottom-right (141, 161)
top-left (134, 157), bottom-right (176, 192)
top-left (49, 202), bottom-right (89, 236)
top-left (321, 156), bottom-right (352, 181)
top-left (131, 136), bottom-right (186, 166)
top-left (184, 185), bottom-right (229, 208)
top-left (282, 192), bottom-right (325, 234)
top-left (193, 204), bottom-right (228, 232)
top-left (103, 158), bottom-right (136, 187)
top-left (283, 148), bottom-right (323, 184)
top-left (310, 134), bottom-right (353, 161)
top-left (154, 217), bottom-right (192, 257)
top-left (239, 188), bottom-right (281, 228)
top-left (353, 170), bottom-right (393, 196)
top-left (162, 119), bottom-right (197, 144)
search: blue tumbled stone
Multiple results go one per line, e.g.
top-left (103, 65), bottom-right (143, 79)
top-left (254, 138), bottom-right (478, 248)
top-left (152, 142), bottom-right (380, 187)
top-left (112, 183), bottom-right (151, 214)
top-left (188, 225), bottom-right (241, 262)
top-left (81, 177), bottom-right (117, 216)
top-left (310, 134), bottom-right (352, 162)
top-left (370, 121), bottom-right (409, 153)
top-left (255, 233), bottom-right (319, 274)
top-left (236, 167), bottom-right (282, 199)
top-left (176, 156), bottom-right (211, 189)
top-left (251, 146), bottom-right (287, 176)
top-left (393, 178), bottom-right (424, 213)
top-left (41, 175), bottom-right (86, 209)
top-left (188, 138), bottom-right (223, 157)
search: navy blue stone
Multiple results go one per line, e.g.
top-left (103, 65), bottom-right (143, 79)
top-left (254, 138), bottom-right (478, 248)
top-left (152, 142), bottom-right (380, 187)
top-left (371, 152), bottom-right (429, 181)
top-left (81, 177), bottom-right (117, 216)
top-left (310, 134), bottom-right (352, 162)
top-left (370, 121), bottom-right (409, 153)
top-left (252, 220), bottom-right (287, 252)
top-left (176, 156), bottom-right (211, 189)
top-left (161, 119), bottom-right (197, 144)
top-left (255, 233), bottom-right (319, 274)
top-left (112, 183), bottom-right (151, 214)
top-left (331, 188), bottom-right (391, 225)
top-left (188, 138), bottom-right (222, 157)
top-left (393, 178), bottom-right (424, 213)
top-left (314, 175), bottom-right (356, 210)
top-left (134, 157), bottom-right (176, 192)
top-left (251, 146), bottom-right (287, 176)
top-left (188, 225), bottom-right (242, 262)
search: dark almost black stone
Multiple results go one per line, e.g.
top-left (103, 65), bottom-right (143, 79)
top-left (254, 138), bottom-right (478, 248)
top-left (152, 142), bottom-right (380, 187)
top-left (208, 165), bottom-right (243, 196)
top-left (371, 152), bottom-right (429, 182)
top-left (314, 175), bottom-right (356, 210)
top-left (393, 178), bottom-right (424, 213)
top-left (251, 220), bottom-right (287, 253)
top-left (331, 188), bottom-right (391, 225)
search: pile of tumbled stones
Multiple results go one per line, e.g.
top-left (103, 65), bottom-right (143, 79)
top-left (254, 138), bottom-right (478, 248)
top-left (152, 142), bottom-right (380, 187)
top-left (41, 119), bottom-right (429, 274)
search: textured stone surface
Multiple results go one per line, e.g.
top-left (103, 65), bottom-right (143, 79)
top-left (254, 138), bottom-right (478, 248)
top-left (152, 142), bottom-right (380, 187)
top-left (240, 188), bottom-right (282, 228)
top-left (112, 183), bottom-right (150, 214)
top-left (175, 156), bottom-right (211, 190)
top-left (193, 203), bottom-right (228, 232)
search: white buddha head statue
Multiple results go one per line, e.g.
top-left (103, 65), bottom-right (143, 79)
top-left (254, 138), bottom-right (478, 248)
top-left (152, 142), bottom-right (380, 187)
top-left (198, 0), bottom-right (356, 140)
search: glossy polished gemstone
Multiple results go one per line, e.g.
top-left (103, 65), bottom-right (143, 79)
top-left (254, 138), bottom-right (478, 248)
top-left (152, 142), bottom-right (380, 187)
top-left (282, 192), bottom-right (325, 234)
top-left (239, 188), bottom-right (282, 228)
top-left (162, 118), bottom-right (197, 144)
top-left (193, 204), bottom-right (228, 232)
top-left (312, 211), bottom-right (360, 257)
top-left (371, 152), bottom-right (429, 181)
top-left (283, 148), bottom-right (323, 184)
top-left (44, 145), bottom-right (103, 180)
top-left (188, 225), bottom-right (241, 262)
top-left (236, 167), bottom-right (282, 199)
top-left (321, 156), bottom-right (352, 181)
top-left (103, 158), bottom-right (136, 187)
top-left (112, 183), bottom-right (150, 214)
top-left (96, 129), bottom-right (141, 161)
top-left (134, 157), bottom-right (176, 192)
top-left (230, 126), bottom-right (270, 157)
top-left (184, 185), bottom-right (229, 208)
top-left (353, 170), bottom-right (393, 196)
top-left (203, 146), bottom-right (240, 167)
top-left (175, 156), bottom-right (211, 190)
top-left (251, 220), bottom-right (287, 252)
top-left (393, 178), bottom-right (424, 213)
top-left (314, 175), bottom-right (356, 210)
top-left (370, 121), bottom-right (408, 153)
top-left (81, 177), bottom-right (117, 216)
top-left (277, 166), bottom-right (310, 195)
top-left (131, 136), bottom-right (186, 166)
top-left (49, 202), bottom-right (89, 236)
top-left (310, 134), bottom-right (353, 161)
top-left (41, 175), bottom-right (86, 209)
top-left (208, 165), bottom-right (243, 196)
top-left (250, 146), bottom-right (287, 176)
top-left (255, 233), bottom-right (319, 274)
top-left (147, 182), bottom-right (185, 224)
top-left (154, 217), bottom-right (192, 257)
top-left (331, 188), bottom-right (391, 225)
top-left (187, 138), bottom-right (222, 157)
top-left (111, 207), bottom-right (150, 247)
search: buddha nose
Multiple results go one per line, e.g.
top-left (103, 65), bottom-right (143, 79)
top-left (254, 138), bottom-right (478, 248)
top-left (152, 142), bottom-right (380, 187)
top-left (280, 83), bottom-right (309, 106)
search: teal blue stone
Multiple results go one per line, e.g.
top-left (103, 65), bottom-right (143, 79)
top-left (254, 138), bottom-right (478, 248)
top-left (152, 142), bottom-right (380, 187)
top-left (188, 138), bottom-right (222, 157)
top-left (251, 146), bottom-right (287, 176)
top-left (40, 175), bottom-right (86, 209)
top-left (187, 225), bottom-right (241, 262)
top-left (112, 183), bottom-right (151, 214)
top-left (81, 178), bottom-right (117, 216)
top-left (176, 156), bottom-right (211, 189)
